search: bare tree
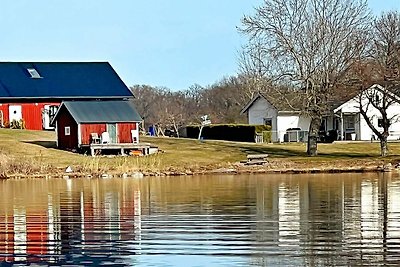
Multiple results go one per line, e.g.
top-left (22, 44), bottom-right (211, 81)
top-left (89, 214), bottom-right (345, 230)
top-left (357, 11), bottom-right (400, 156)
top-left (240, 0), bottom-right (371, 156)
top-left (358, 86), bottom-right (400, 156)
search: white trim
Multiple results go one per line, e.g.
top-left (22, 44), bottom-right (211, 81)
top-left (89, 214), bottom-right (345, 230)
top-left (78, 124), bottom-right (82, 146)
top-left (64, 126), bottom-right (70, 136)
top-left (27, 68), bottom-right (42, 79)
top-left (116, 124), bottom-right (119, 143)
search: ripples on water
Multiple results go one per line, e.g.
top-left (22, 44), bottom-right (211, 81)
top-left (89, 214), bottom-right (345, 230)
top-left (0, 173), bottom-right (400, 266)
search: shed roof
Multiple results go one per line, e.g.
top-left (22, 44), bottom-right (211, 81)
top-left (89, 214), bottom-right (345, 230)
top-left (0, 62), bottom-right (133, 100)
top-left (52, 100), bottom-right (142, 124)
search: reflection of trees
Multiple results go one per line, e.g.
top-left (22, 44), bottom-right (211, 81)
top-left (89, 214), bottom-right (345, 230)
top-left (249, 173), bottom-right (400, 266)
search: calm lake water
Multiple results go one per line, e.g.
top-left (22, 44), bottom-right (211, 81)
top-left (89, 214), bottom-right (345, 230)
top-left (1, 173), bottom-right (400, 266)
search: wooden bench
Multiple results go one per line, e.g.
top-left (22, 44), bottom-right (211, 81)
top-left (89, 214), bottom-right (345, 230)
top-left (245, 154), bottom-right (269, 165)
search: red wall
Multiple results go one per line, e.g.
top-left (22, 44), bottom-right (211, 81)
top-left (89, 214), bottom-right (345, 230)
top-left (81, 124), bottom-right (107, 145)
top-left (0, 104), bottom-right (9, 125)
top-left (56, 107), bottom-right (78, 150)
top-left (80, 122), bottom-right (137, 145)
top-left (118, 123), bottom-right (137, 143)
top-left (0, 102), bottom-right (60, 130)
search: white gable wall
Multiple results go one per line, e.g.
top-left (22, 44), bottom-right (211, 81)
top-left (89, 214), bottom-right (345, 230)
top-left (385, 104), bottom-right (400, 140)
top-left (248, 97), bottom-right (278, 132)
top-left (335, 86), bottom-right (400, 140)
top-left (247, 97), bottom-right (312, 142)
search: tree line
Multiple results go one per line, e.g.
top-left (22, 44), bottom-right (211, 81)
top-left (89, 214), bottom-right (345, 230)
top-left (131, 75), bottom-right (260, 136)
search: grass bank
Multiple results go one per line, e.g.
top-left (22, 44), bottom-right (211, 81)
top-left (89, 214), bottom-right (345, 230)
top-left (0, 129), bottom-right (399, 177)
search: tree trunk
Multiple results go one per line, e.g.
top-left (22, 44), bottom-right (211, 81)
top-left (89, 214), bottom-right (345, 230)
top-left (307, 117), bottom-right (321, 156)
top-left (380, 135), bottom-right (388, 157)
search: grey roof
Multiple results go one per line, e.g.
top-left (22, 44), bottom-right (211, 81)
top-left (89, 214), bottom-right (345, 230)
top-left (241, 92), bottom-right (302, 114)
top-left (52, 100), bottom-right (142, 124)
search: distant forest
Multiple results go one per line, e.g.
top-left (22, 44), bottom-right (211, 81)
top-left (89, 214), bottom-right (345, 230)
top-left (130, 75), bottom-right (257, 136)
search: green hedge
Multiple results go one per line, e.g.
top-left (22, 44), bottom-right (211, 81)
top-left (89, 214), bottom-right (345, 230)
top-left (185, 124), bottom-right (272, 142)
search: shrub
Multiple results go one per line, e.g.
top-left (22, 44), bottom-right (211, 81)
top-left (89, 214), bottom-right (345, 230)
top-left (9, 119), bottom-right (26, 129)
top-left (185, 124), bottom-right (272, 142)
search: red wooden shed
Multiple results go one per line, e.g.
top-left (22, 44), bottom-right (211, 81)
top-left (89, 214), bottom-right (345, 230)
top-left (0, 62), bottom-right (133, 130)
top-left (52, 100), bottom-right (142, 151)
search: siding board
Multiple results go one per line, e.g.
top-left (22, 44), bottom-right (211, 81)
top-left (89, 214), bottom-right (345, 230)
top-left (117, 123), bottom-right (136, 143)
top-left (81, 124), bottom-right (107, 145)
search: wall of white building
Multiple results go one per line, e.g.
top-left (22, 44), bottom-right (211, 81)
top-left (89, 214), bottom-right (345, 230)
top-left (248, 97), bottom-right (278, 133)
top-left (247, 97), bottom-right (311, 142)
top-left (335, 86), bottom-right (400, 141)
top-left (276, 114), bottom-right (311, 142)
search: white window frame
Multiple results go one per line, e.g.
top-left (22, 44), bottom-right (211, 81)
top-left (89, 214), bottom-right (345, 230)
top-left (65, 126), bottom-right (71, 136)
top-left (27, 68), bottom-right (42, 79)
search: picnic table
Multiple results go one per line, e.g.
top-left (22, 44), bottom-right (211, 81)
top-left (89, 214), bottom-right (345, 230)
top-left (245, 154), bottom-right (269, 165)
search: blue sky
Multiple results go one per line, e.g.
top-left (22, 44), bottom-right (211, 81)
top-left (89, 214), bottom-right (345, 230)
top-left (0, 0), bottom-right (398, 90)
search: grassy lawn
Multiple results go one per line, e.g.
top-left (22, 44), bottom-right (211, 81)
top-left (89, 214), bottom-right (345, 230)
top-left (0, 128), bottom-right (399, 176)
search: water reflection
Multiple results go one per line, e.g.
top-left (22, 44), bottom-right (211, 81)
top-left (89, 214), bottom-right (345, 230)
top-left (0, 173), bottom-right (399, 266)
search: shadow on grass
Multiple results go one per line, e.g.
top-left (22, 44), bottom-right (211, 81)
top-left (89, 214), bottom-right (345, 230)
top-left (144, 137), bottom-right (388, 159)
top-left (239, 145), bottom-right (306, 157)
top-left (24, 141), bottom-right (57, 149)
top-left (222, 142), bottom-right (380, 159)
top-left (213, 142), bottom-right (308, 157)
top-left (317, 152), bottom-right (378, 158)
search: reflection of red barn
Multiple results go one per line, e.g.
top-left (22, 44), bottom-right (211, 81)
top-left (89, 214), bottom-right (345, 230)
top-left (52, 100), bottom-right (142, 151)
top-left (26, 212), bottom-right (48, 261)
top-left (0, 211), bottom-right (48, 262)
top-left (0, 62), bottom-right (133, 130)
top-left (0, 215), bottom-right (14, 262)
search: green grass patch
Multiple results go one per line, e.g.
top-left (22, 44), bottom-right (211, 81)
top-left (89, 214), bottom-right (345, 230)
top-left (0, 128), bottom-right (399, 176)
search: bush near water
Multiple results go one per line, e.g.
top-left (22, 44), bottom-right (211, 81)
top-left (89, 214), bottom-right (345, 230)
top-left (185, 124), bottom-right (272, 142)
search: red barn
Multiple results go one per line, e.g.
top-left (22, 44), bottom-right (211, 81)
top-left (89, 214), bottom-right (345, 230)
top-left (0, 62), bottom-right (133, 130)
top-left (52, 100), bottom-right (142, 151)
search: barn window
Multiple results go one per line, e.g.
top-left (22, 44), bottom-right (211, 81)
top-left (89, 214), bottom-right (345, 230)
top-left (27, 68), bottom-right (42, 79)
top-left (65, 126), bottom-right (71, 136)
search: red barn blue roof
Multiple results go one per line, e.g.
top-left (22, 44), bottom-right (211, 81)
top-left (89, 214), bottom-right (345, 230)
top-left (0, 62), bottom-right (133, 101)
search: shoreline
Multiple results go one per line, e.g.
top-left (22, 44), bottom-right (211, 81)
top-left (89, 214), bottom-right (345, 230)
top-left (2, 163), bottom-right (394, 180)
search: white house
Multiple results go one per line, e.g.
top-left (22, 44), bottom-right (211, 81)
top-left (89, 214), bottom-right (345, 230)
top-left (241, 84), bottom-right (400, 142)
top-left (240, 92), bottom-right (311, 142)
top-left (333, 84), bottom-right (400, 141)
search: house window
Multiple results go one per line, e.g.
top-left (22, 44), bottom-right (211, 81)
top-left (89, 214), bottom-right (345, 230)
top-left (320, 118), bottom-right (326, 132)
top-left (333, 118), bottom-right (339, 130)
top-left (346, 116), bottom-right (355, 129)
top-left (27, 68), bottom-right (42, 79)
top-left (375, 95), bottom-right (380, 104)
top-left (263, 118), bottom-right (272, 127)
top-left (378, 118), bottom-right (386, 128)
top-left (65, 126), bottom-right (70, 136)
